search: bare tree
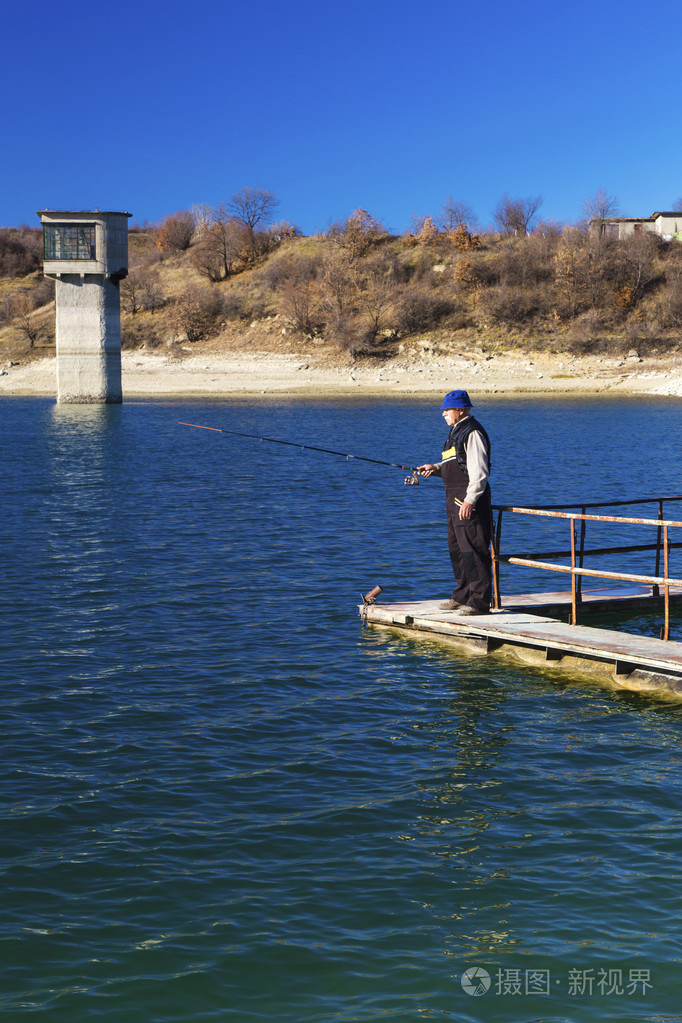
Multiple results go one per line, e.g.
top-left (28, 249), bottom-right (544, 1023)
top-left (406, 212), bottom-right (429, 236)
top-left (14, 311), bottom-right (45, 348)
top-left (494, 194), bottom-right (543, 236)
top-left (282, 278), bottom-right (317, 336)
top-left (189, 203), bottom-right (216, 239)
top-left (226, 187), bottom-right (279, 231)
top-left (319, 251), bottom-right (359, 317)
top-left (121, 270), bottom-right (144, 314)
top-left (437, 196), bottom-right (476, 232)
top-left (191, 210), bottom-right (249, 281)
top-left (582, 188), bottom-right (620, 233)
top-left (554, 226), bottom-right (590, 317)
top-left (617, 231), bottom-right (660, 306)
top-left (671, 197), bottom-right (682, 212)
top-left (122, 267), bottom-right (165, 315)
top-left (8, 287), bottom-right (53, 346)
top-left (138, 269), bottom-right (164, 313)
top-left (554, 225), bottom-right (623, 315)
top-left (356, 253), bottom-right (399, 340)
top-left (277, 253), bottom-right (320, 336)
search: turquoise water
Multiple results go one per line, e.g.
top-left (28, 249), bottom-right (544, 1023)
top-left (2, 395), bottom-right (682, 1022)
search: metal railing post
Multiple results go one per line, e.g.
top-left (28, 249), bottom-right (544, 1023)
top-left (492, 508), bottom-right (503, 610)
top-left (570, 516), bottom-right (578, 626)
top-left (576, 505), bottom-right (586, 604)
top-left (663, 523), bottom-right (670, 641)
top-left (654, 498), bottom-right (663, 597)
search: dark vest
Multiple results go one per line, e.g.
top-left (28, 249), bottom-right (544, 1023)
top-left (440, 416), bottom-right (491, 503)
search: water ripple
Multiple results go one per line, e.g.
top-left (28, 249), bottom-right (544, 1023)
top-left (2, 396), bottom-right (682, 1021)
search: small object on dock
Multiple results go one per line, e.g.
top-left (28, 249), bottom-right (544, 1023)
top-left (360, 584), bottom-right (383, 628)
top-left (362, 584), bottom-right (383, 605)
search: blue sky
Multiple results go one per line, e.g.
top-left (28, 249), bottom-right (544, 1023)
top-left (3, 0), bottom-right (681, 234)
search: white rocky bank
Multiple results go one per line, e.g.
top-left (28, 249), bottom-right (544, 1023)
top-left (1, 348), bottom-right (681, 398)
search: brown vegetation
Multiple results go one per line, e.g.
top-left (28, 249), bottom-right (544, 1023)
top-left (3, 192), bottom-right (682, 370)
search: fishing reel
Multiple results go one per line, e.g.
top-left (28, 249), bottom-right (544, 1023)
top-left (404, 471), bottom-right (420, 486)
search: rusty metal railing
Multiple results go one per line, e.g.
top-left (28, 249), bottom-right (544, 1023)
top-left (491, 496), bottom-right (682, 640)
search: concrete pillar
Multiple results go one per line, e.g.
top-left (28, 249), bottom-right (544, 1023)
top-left (54, 275), bottom-right (123, 403)
top-left (37, 210), bottom-right (131, 404)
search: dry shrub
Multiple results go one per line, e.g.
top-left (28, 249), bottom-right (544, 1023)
top-left (355, 253), bottom-right (400, 340)
top-left (648, 275), bottom-right (682, 328)
top-left (121, 316), bottom-right (162, 350)
top-left (222, 292), bottom-right (248, 321)
top-left (396, 285), bottom-right (454, 334)
top-left (260, 251), bottom-right (320, 291)
top-left (281, 279), bottom-right (318, 336)
top-left (398, 249), bottom-right (437, 283)
top-left (564, 308), bottom-right (608, 344)
top-left (1, 278), bottom-right (55, 328)
top-left (157, 211), bottom-right (196, 253)
top-left (169, 285), bottom-right (223, 342)
top-left (483, 285), bottom-right (540, 326)
top-left (328, 209), bottom-right (386, 262)
top-left (614, 283), bottom-right (636, 313)
top-left (417, 217), bottom-right (439, 245)
top-left (324, 311), bottom-right (373, 356)
top-left (121, 268), bottom-right (165, 315)
top-left (450, 224), bottom-right (480, 250)
top-left (0, 228), bottom-right (42, 277)
top-left (498, 237), bottom-right (556, 287)
top-left (222, 288), bottom-right (268, 323)
top-left (128, 231), bottom-right (162, 267)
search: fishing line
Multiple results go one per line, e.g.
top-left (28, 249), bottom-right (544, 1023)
top-left (178, 420), bottom-right (426, 484)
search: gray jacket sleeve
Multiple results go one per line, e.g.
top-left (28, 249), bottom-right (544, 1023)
top-left (464, 430), bottom-right (490, 505)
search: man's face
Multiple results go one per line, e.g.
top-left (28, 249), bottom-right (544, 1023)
top-left (442, 407), bottom-right (466, 427)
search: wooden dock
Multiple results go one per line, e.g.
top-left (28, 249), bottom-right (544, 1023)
top-left (360, 586), bottom-right (682, 699)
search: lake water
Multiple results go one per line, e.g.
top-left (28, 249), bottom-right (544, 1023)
top-left (2, 394), bottom-right (682, 1022)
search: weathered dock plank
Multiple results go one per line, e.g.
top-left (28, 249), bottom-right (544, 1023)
top-left (361, 598), bottom-right (682, 698)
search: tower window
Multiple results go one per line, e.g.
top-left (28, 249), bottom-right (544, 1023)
top-left (44, 223), bottom-right (96, 260)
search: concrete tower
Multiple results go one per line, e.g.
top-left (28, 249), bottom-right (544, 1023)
top-left (37, 210), bottom-right (131, 403)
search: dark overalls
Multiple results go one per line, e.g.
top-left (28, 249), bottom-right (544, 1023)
top-left (440, 416), bottom-right (492, 612)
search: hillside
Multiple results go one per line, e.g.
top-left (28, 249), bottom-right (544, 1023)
top-left (2, 214), bottom-right (682, 392)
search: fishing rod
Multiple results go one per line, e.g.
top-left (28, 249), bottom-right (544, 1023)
top-left (178, 421), bottom-right (422, 484)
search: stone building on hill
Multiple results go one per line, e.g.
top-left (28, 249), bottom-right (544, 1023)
top-left (591, 211), bottom-right (682, 241)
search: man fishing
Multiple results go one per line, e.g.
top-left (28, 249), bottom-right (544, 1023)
top-left (417, 390), bottom-right (492, 616)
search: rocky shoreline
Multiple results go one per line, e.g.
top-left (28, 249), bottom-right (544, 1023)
top-left (1, 347), bottom-right (681, 398)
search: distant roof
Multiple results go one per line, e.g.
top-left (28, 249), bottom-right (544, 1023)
top-left (589, 211), bottom-right (682, 224)
top-left (590, 217), bottom-right (655, 223)
top-left (36, 209), bottom-right (132, 217)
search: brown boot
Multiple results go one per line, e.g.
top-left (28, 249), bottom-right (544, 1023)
top-left (439, 599), bottom-right (465, 610)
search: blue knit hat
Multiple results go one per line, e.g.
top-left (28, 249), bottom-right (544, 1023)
top-left (440, 389), bottom-right (473, 410)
